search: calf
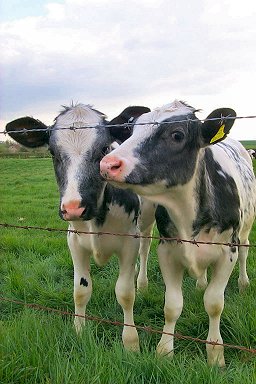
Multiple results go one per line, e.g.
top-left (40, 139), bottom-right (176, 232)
top-left (100, 100), bottom-right (256, 366)
top-left (6, 103), bottom-right (154, 351)
top-left (247, 149), bottom-right (256, 159)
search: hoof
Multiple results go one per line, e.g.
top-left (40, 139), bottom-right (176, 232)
top-left (238, 277), bottom-right (250, 293)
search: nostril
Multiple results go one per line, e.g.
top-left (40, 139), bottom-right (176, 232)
top-left (109, 159), bottom-right (123, 172)
top-left (60, 202), bottom-right (86, 220)
top-left (111, 163), bottom-right (122, 170)
top-left (100, 157), bottom-right (124, 179)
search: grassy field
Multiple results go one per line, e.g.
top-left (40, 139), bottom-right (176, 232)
top-left (240, 140), bottom-right (256, 149)
top-left (0, 158), bottom-right (256, 384)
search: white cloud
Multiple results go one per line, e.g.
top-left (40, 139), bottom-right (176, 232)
top-left (46, 3), bottom-right (66, 20)
top-left (1, 0), bottom-right (256, 140)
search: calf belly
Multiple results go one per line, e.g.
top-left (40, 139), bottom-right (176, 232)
top-left (159, 228), bottom-right (235, 279)
top-left (68, 213), bottom-right (139, 267)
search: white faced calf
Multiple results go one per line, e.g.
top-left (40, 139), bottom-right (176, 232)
top-left (6, 103), bottom-right (153, 351)
top-left (100, 100), bottom-right (256, 366)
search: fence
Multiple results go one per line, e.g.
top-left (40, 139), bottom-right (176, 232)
top-left (1, 221), bottom-right (256, 356)
top-left (1, 113), bottom-right (256, 358)
top-left (0, 295), bottom-right (256, 356)
top-left (1, 222), bottom-right (256, 248)
top-left (2, 114), bottom-right (256, 135)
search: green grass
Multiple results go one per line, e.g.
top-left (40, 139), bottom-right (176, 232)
top-left (240, 140), bottom-right (256, 149)
top-left (0, 158), bottom-right (256, 383)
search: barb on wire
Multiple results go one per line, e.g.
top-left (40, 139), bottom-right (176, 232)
top-left (0, 296), bottom-right (255, 355)
top-left (1, 222), bottom-right (255, 249)
top-left (2, 114), bottom-right (256, 135)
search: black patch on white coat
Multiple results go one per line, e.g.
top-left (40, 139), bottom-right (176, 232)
top-left (217, 142), bottom-right (255, 184)
top-left (125, 114), bottom-right (200, 187)
top-left (80, 277), bottom-right (88, 287)
top-left (49, 141), bottom-right (70, 198)
top-left (77, 133), bottom-right (112, 221)
top-left (192, 148), bottom-right (240, 236)
top-left (96, 184), bottom-right (140, 227)
top-left (155, 205), bottom-right (179, 243)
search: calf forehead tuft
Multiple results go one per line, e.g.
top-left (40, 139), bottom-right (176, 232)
top-left (55, 103), bottom-right (106, 128)
top-left (152, 100), bottom-right (196, 120)
top-left (134, 100), bottom-right (197, 137)
top-left (51, 104), bottom-right (107, 152)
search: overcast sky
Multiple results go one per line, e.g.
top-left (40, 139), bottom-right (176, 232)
top-left (1, 0), bottom-right (256, 140)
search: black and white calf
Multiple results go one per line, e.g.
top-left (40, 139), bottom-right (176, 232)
top-left (247, 149), bottom-right (256, 159)
top-left (6, 103), bottom-right (154, 351)
top-left (100, 100), bottom-right (256, 366)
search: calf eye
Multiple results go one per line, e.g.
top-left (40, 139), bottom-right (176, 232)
top-left (171, 131), bottom-right (185, 142)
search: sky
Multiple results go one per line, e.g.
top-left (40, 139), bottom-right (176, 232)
top-left (1, 0), bottom-right (256, 141)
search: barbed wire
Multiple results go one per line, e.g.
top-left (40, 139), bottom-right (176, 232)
top-left (2, 114), bottom-right (256, 135)
top-left (0, 296), bottom-right (255, 355)
top-left (1, 222), bottom-right (256, 248)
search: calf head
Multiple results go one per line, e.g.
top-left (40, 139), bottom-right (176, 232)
top-left (7, 105), bottom-right (111, 221)
top-left (6, 104), bottom-right (149, 221)
top-left (100, 100), bottom-right (236, 196)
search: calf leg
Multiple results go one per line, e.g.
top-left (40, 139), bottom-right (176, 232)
top-left (137, 222), bottom-right (154, 290)
top-left (116, 240), bottom-right (140, 351)
top-left (68, 233), bottom-right (92, 334)
top-left (156, 243), bottom-right (184, 357)
top-left (137, 200), bottom-right (155, 290)
top-left (238, 240), bottom-right (250, 292)
top-left (203, 248), bottom-right (238, 367)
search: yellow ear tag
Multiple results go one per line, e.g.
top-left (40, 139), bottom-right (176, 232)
top-left (210, 124), bottom-right (225, 144)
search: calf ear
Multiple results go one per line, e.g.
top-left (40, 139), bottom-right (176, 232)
top-left (201, 108), bottom-right (236, 145)
top-left (108, 106), bottom-right (150, 142)
top-left (6, 117), bottom-right (49, 148)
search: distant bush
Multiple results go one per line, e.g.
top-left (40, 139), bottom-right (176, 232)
top-left (0, 140), bottom-right (50, 158)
